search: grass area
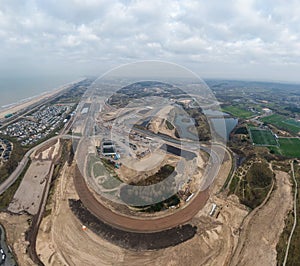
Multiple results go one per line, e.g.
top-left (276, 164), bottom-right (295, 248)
top-left (233, 126), bottom-right (249, 135)
top-left (135, 164), bottom-right (175, 186)
top-left (93, 163), bottom-right (106, 177)
top-left (261, 114), bottom-right (300, 134)
top-left (87, 155), bottom-right (122, 189)
top-left (230, 161), bottom-right (274, 209)
top-left (87, 155), bottom-right (101, 177)
top-left (0, 159), bottom-right (31, 210)
top-left (139, 194), bottom-right (180, 213)
top-left (100, 158), bottom-right (119, 175)
top-left (285, 118), bottom-right (300, 128)
top-left (249, 128), bottom-right (278, 146)
top-left (71, 132), bottom-right (83, 137)
top-left (269, 138), bottom-right (300, 158)
top-left (165, 119), bottom-right (174, 130)
top-left (120, 164), bottom-right (177, 207)
top-left (101, 177), bottom-right (121, 189)
top-left (272, 161), bottom-right (291, 172)
top-left (229, 175), bottom-right (240, 194)
top-left (88, 156), bottom-right (113, 175)
top-left (221, 105), bottom-right (253, 119)
top-left (0, 136), bottom-right (28, 184)
top-left (182, 107), bottom-right (210, 141)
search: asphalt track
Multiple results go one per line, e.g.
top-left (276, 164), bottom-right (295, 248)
top-left (73, 165), bottom-right (209, 233)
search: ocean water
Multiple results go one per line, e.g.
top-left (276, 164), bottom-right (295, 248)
top-left (0, 76), bottom-right (79, 108)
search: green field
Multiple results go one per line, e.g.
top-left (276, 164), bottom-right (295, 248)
top-left (269, 138), bottom-right (300, 158)
top-left (261, 114), bottom-right (300, 134)
top-left (249, 128), bottom-right (278, 146)
top-left (93, 163), bottom-right (106, 177)
top-left (285, 118), bottom-right (300, 127)
top-left (222, 105), bottom-right (253, 119)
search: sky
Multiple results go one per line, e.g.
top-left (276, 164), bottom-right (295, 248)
top-left (0, 0), bottom-right (300, 83)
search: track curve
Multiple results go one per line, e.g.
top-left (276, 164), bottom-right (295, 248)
top-left (73, 165), bottom-right (209, 233)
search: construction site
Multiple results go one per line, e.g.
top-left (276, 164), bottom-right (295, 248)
top-left (0, 80), bottom-right (295, 265)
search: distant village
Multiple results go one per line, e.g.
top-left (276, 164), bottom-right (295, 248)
top-left (0, 104), bottom-right (73, 146)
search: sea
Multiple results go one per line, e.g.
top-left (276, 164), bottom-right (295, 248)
top-left (0, 76), bottom-right (80, 109)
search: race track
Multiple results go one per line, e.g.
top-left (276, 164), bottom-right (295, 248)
top-left (73, 165), bottom-right (209, 233)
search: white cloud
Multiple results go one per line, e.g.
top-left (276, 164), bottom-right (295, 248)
top-left (0, 0), bottom-right (299, 81)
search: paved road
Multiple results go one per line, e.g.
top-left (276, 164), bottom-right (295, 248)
top-left (73, 164), bottom-right (209, 233)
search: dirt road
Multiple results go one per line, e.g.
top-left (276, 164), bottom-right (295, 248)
top-left (230, 170), bottom-right (293, 266)
top-left (283, 162), bottom-right (297, 266)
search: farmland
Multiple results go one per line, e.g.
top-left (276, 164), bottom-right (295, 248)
top-left (261, 114), bottom-right (300, 134)
top-left (249, 128), bottom-right (278, 146)
top-left (269, 138), bottom-right (300, 158)
top-left (221, 105), bottom-right (254, 119)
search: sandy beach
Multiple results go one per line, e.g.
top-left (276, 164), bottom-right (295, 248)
top-left (0, 78), bottom-right (85, 119)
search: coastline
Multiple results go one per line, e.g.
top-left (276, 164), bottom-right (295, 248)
top-left (0, 78), bottom-right (85, 119)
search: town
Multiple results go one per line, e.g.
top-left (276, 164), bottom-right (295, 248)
top-left (0, 104), bottom-right (73, 146)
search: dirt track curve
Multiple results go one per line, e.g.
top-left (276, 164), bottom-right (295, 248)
top-left (73, 165), bottom-right (209, 233)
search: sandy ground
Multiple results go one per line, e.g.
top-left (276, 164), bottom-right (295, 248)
top-left (229, 170), bottom-right (293, 266)
top-left (8, 160), bottom-right (53, 215)
top-left (147, 107), bottom-right (180, 140)
top-left (37, 164), bottom-right (125, 266)
top-left (4, 120), bottom-right (291, 266)
top-left (35, 151), bottom-right (253, 266)
top-left (120, 150), bottom-right (167, 174)
top-left (1, 138), bottom-right (254, 266)
top-left (7, 139), bottom-right (59, 214)
top-left (0, 96), bottom-right (44, 118)
top-left (148, 106), bottom-right (174, 135)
